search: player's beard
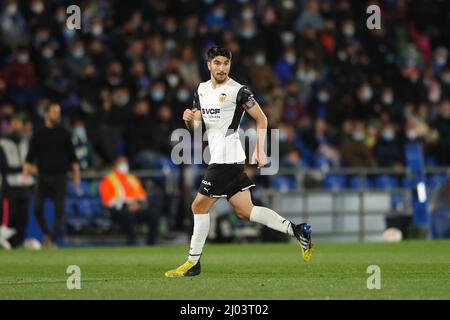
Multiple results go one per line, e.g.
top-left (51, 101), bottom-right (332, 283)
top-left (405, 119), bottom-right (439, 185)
top-left (213, 72), bottom-right (228, 84)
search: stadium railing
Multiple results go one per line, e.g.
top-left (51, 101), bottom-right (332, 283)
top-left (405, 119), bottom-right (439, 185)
top-left (61, 166), bottom-right (448, 243)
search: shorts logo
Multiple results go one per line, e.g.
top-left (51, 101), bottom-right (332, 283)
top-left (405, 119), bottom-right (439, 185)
top-left (202, 180), bottom-right (211, 186)
top-left (219, 93), bottom-right (226, 103)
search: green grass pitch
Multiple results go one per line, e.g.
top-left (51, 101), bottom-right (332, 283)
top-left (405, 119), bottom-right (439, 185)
top-left (0, 240), bottom-right (449, 299)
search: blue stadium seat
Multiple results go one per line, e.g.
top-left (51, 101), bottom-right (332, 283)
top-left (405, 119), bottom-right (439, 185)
top-left (67, 180), bottom-right (90, 197)
top-left (90, 198), bottom-right (104, 216)
top-left (76, 199), bottom-right (93, 216)
top-left (312, 154), bottom-right (332, 170)
top-left (401, 177), bottom-right (413, 188)
top-left (67, 217), bottom-right (90, 230)
top-left (270, 176), bottom-right (295, 192)
top-left (323, 174), bottom-right (345, 191)
top-left (347, 175), bottom-right (370, 190)
top-left (426, 157), bottom-right (438, 167)
top-left (373, 175), bottom-right (399, 190)
top-left (151, 155), bottom-right (180, 185)
top-left (65, 198), bottom-right (77, 215)
top-left (426, 173), bottom-right (447, 189)
top-left (391, 192), bottom-right (404, 212)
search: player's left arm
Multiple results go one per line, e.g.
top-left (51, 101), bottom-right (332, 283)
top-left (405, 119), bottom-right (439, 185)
top-left (240, 87), bottom-right (268, 168)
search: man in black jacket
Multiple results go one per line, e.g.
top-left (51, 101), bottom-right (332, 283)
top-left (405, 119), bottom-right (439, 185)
top-left (22, 103), bottom-right (80, 248)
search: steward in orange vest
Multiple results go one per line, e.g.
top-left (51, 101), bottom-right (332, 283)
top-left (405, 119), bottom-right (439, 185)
top-left (99, 166), bottom-right (146, 209)
top-left (99, 156), bottom-right (159, 245)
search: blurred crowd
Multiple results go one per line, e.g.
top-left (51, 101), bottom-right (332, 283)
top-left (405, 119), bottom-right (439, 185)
top-left (1, 0), bottom-right (450, 172)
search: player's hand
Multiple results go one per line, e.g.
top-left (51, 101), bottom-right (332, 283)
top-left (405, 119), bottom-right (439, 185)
top-left (252, 150), bottom-right (267, 169)
top-left (183, 108), bottom-right (197, 122)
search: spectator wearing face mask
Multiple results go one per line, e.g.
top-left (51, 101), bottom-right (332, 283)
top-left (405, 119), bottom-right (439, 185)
top-left (308, 85), bottom-right (333, 119)
top-left (340, 121), bottom-right (376, 167)
top-left (99, 156), bottom-right (160, 245)
top-left (236, 21), bottom-right (264, 56)
top-left (379, 86), bottom-right (403, 124)
top-left (128, 61), bottom-right (151, 99)
top-left (35, 41), bottom-right (59, 81)
top-left (374, 123), bottom-right (404, 168)
top-left (0, 0), bottom-right (28, 49)
top-left (155, 104), bottom-right (176, 157)
top-left (281, 80), bottom-right (308, 127)
top-left (26, 0), bottom-right (48, 30)
top-left (273, 0), bottom-right (300, 30)
top-left (172, 86), bottom-right (191, 128)
top-left (296, 25), bottom-right (325, 68)
top-left (278, 124), bottom-right (304, 168)
top-left (203, 3), bottom-right (230, 33)
top-left (354, 82), bottom-right (375, 120)
top-left (178, 46), bottom-right (202, 90)
top-left (301, 117), bottom-right (340, 167)
top-left (2, 46), bottom-right (38, 109)
top-left (148, 81), bottom-right (167, 107)
top-left (62, 40), bottom-right (92, 79)
top-left (105, 61), bottom-right (125, 90)
top-left (146, 34), bottom-right (170, 80)
top-left (87, 16), bottom-right (111, 44)
top-left (249, 50), bottom-right (278, 94)
top-left (262, 84), bottom-right (284, 127)
top-left (121, 38), bottom-right (145, 72)
top-left (274, 46), bottom-right (297, 86)
top-left (294, 62), bottom-right (319, 103)
top-left (294, 0), bottom-right (324, 33)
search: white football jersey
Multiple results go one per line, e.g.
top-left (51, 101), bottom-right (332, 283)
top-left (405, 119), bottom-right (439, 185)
top-left (193, 78), bottom-right (255, 164)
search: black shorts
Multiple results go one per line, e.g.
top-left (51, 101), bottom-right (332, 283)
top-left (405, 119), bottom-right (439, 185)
top-left (198, 164), bottom-right (255, 200)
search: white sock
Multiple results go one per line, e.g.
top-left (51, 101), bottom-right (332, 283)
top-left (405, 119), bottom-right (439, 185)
top-left (188, 213), bottom-right (210, 264)
top-left (250, 206), bottom-right (294, 236)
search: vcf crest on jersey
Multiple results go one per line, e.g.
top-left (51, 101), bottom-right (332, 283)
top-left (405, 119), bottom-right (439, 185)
top-left (219, 93), bottom-right (227, 103)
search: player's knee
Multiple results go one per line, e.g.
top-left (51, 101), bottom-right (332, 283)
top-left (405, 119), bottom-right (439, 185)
top-left (235, 207), bottom-right (250, 220)
top-left (191, 201), bottom-right (204, 214)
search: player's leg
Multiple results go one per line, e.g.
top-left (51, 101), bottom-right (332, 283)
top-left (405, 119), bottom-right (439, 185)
top-left (188, 193), bottom-right (217, 262)
top-left (228, 190), bottom-right (312, 261)
top-left (228, 189), bottom-right (292, 233)
top-left (165, 193), bottom-right (217, 277)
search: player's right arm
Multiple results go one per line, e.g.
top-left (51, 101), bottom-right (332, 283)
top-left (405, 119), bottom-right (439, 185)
top-left (183, 90), bottom-right (202, 130)
top-left (183, 108), bottom-right (201, 130)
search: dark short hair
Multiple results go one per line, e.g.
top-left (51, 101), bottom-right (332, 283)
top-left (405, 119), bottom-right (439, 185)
top-left (45, 101), bottom-right (60, 113)
top-left (207, 46), bottom-right (232, 61)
